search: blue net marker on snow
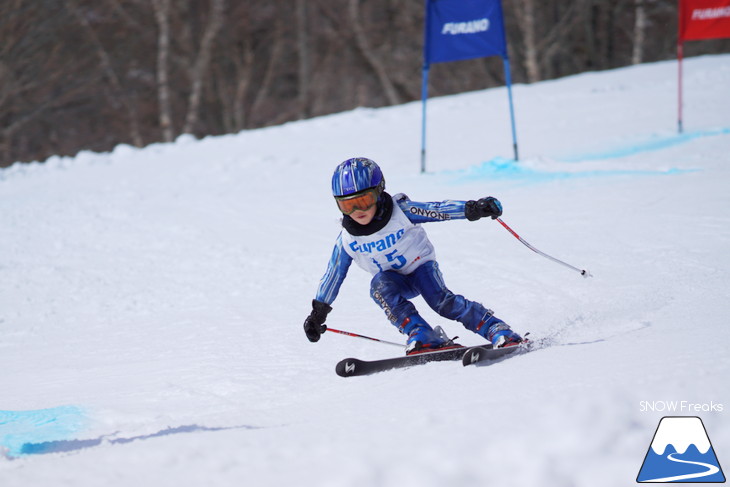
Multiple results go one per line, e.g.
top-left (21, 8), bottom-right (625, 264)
top-left (0, 406), bottom-right (88, 458)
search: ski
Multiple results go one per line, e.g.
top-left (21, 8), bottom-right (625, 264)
top-left (335, 339), bottom-right (532, 377)
top-left (335, 346), bottom-right (467, 377)
top-left (461, 342), bottom-right (529, 366)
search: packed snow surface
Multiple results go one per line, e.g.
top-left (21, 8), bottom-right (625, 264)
top-left (1, 55), bottom-right (729, 486)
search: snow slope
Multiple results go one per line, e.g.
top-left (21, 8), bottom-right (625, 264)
top-left (1, 55), bottom-right (729, 487)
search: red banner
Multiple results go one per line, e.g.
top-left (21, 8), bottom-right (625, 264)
top-left (679, 0), bottom-right (730, 41)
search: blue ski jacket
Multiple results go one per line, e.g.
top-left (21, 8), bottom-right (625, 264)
top-left (315, 193), bottom-right (470, 305)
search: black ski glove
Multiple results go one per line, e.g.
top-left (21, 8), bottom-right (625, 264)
top-left (303, 299), bottom-right (332, 342)
top-left (465, 197), bottom-right (503, 221)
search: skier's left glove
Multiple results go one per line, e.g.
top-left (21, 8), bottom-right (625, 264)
top-left (465, 197), bottom-right (503, 221)
top-left (303, 299), bottom-right (332, 342)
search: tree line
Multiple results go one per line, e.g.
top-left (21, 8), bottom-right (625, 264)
top-left (1, 0), bottom-right (728, 168)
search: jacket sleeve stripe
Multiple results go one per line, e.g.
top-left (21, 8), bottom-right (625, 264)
top-left (395, 195), bottom-right (467, 224)
top-left (315, 233), bottom-right (353, 304)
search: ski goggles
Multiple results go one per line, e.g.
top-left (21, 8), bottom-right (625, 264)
top-left (335, 188), bottom-right (379, 215)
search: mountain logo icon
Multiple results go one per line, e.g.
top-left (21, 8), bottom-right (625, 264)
top-left (637, 416), bottom-right (726, 483)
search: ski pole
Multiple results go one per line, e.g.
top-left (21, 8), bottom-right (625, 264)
top-left (496, 218), bottom-right (592, 278)
top-left (325, 326), bottom-right (404, 348)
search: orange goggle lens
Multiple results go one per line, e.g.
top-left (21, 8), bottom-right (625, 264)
top-left (335, 189), bottom-right (378, 215)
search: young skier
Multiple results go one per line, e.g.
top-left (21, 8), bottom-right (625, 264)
top-left (303, 157), bottom-right (523, 354)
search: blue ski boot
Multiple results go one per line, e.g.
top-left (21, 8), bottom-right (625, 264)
top-left (485, 321), bottom-right (523, 348)
top-left (476, 313), bottom-right (523, 348)
top-left (399, 315), bottom-right (452, 355)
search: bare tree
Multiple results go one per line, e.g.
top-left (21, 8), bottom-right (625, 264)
top-left (232, 43), bottom-right (255, 131)
top-left (248, 15), bottom-right (288, 126)
top-left (151, 0), bottom-right (174, 142)
top-left (296, 0), bottom-right (310, 120)
top-left (515, 0), bottom-right (541, 83)
top-left (632, 0), bottom-right (648, 64)
top-left (182, 0), bottom-right (225, 135)
top-left (0, 1), bottom-right (101, 163)
top-left (536, 2), bottom-right (581, 80)
top-left (348, 0), bottom-right (400, 105)
top-left (3, 0), bottom-right (729, 168)
top-left (66, 0), bottom-right (143, 147)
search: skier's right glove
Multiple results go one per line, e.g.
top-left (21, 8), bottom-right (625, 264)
top-left (303, 299), bottom-right (332, 342)
top-left (465, 197), bottom-right (503, 221)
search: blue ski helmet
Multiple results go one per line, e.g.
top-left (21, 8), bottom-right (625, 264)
top-left (331, 157), bottom-right (385, 197)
